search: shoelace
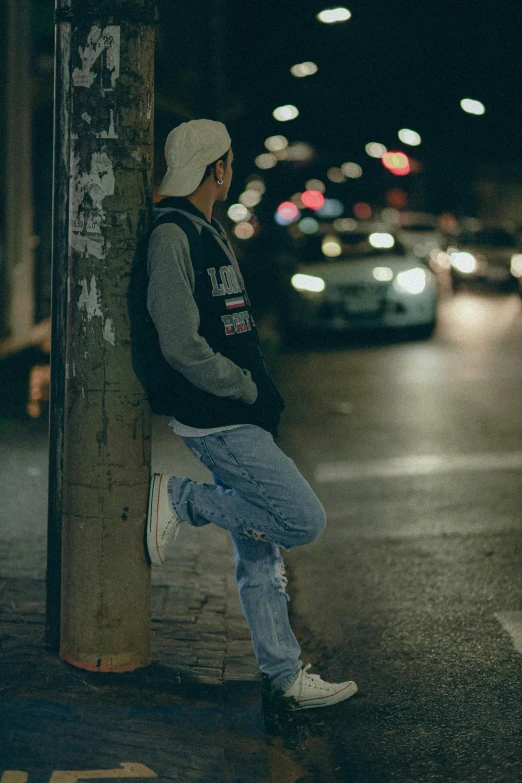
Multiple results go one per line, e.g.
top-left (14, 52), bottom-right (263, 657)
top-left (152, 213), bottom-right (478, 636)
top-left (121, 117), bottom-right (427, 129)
top-left (299, 664), bottom-right (341, 693)
top-left (160, 515), bottom-right (180, 543)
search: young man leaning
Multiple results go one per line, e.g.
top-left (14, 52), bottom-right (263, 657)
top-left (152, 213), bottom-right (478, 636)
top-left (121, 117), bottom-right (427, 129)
top-left (141, 119), bottom-right (358, 710)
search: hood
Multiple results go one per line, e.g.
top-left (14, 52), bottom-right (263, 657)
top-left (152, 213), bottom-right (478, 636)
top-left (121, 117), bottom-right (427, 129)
top-left (152, 196), bottom-right (228, 243)
top-left (152, 196), bottom-right (245, 286)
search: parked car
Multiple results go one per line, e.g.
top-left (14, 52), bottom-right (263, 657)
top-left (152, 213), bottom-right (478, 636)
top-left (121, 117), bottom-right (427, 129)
top-left (283, 231), bottom-right (438, 338)
top-left (444, 228), bottom-right (518, 290)
top-left (396, 221), bottom-right (447, 263)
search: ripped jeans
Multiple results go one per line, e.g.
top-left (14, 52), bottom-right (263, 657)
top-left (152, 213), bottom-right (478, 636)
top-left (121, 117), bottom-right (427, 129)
top-left (167, 424), bottom-right (327, 691)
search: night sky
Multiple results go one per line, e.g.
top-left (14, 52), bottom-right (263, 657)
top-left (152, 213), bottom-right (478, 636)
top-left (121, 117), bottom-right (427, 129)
top-left (155, 0), bottom-right (522, 215)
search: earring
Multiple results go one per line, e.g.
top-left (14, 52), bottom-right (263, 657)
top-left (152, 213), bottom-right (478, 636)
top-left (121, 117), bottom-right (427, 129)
top-left (217, 179), bottom-right (224, 185)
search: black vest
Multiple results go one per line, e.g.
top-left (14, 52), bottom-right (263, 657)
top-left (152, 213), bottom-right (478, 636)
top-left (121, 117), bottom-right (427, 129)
top-left (128, 201), bottom-right (284, 436)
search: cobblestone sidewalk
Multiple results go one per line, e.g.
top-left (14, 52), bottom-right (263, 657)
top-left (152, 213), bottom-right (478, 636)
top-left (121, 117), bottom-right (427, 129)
top-left (0, 415), bottom-right (272, 782)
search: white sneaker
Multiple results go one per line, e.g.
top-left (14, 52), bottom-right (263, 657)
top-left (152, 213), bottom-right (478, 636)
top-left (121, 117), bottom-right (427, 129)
top-left (146, 473), bottom-right (182, 566)
top-left (283, 663), bottom-right (358, 710)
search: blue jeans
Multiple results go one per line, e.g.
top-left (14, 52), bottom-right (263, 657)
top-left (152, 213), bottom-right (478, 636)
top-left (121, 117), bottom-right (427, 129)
top-left (166, 424), bottom-right (327, 691)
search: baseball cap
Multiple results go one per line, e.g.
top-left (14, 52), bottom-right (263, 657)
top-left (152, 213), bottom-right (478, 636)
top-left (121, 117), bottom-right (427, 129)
top-left (158, 119), bottom-right (231, 197)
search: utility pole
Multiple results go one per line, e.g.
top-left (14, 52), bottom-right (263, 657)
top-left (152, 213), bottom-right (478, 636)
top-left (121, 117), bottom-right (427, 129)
top-left (47, 0), bottom-right (157, 671)
top-left (5, 0), bottom-right (36, 350)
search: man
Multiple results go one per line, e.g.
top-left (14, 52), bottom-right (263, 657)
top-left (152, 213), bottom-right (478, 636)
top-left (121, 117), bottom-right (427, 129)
top-left (143, 119), bottom-right (357, 709)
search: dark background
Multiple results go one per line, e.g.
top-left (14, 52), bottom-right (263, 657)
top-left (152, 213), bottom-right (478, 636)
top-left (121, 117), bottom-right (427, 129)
top-left (6, 0), bottom-right (522, 325)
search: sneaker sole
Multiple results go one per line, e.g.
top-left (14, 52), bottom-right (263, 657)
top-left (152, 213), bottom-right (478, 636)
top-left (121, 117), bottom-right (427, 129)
top-left (292, 681), bottom-right (358, 710)
top-left (147, 473), bottom-right (164, 567)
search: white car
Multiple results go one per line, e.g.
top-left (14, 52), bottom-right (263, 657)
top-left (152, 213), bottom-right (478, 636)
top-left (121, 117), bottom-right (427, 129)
top-left (284, 231), bottom-right (438, 338)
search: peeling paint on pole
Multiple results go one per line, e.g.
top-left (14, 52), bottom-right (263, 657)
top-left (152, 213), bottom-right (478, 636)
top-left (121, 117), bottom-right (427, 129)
top-left (72, 25), bottom-right (121, 93)
top-left (69, 150), bottom-right (115, 260)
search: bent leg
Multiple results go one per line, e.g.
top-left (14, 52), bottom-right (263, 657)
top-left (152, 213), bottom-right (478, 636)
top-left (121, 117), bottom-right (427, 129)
top-left (169, 425), bottom-right (326, 552)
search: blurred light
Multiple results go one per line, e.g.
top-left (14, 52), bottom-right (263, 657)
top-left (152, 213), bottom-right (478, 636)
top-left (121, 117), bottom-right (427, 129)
top-left (381, 207), bottom-right (400, 225)
top-left (290, 61), bottom-right (318, 77)
top-left (369, 232), bottom-right (395, 249)
top-left (255, 153), bottom-right (277, 169)
top-left (317, 7), bottom-right (352, 23)
top-left (354, 202), bottom-right (372, 220)
top-left (275, 148), bottom-right (288, 160)
top-left (365, 142), bottom-right (387, 158)
top-left (298, 217), bottom-right (320, 234)
top-left (291, 273), bottom-right (326, 292)
top-left (327, 167), bottom-right (346, 183)
top-left (273, 104), bottom-right (299, 121)
top-left (450, 252), bottom-right (477, 274)
top-left (382, 151), bottom-right (410, 176)
top-left (302, 190), bottom-right (325, 210)
top-left (414, 243), bottom-right (427, 257)
top-left (265, 135), bottom-right (288, 151)
top-left (305, 178), bottom-right (325, 193)
top-left (394, 267), bottom-right (427, 294)
top-left (239, 189), bottom-right (262, 207)
top-left (316, 198), bottom-right (344, 218)
top-left (341, 162), bottom-right (362, 178)
top-left (228, 203), bottom-right (250, 222)
top-left (432, 251), bottom-right (451, 270)
top-left (334, 218), bottom-right (357, 231)
top-left (277, 201), bottom-right (300, 221)
top-left (234, 222), bottom-right (255, 240)
top-left (284, 143), bottom-right (314, 161)
top-left (322, 235), bottom-right (342, 257)
top-left (510, 254), bottom-right (522, 277)
top-left (373, 266), bottom-right (394, 282)
top-left (386, 189), bottom-right (408, 208)
top-left (461, 98), bottom-right (485, 115)
top-left (246, 178), bottom-right (266, 194)
top-left (398, 128), bottom-right (421, 146)
top-left (291, 192), bottom-right (305, 208)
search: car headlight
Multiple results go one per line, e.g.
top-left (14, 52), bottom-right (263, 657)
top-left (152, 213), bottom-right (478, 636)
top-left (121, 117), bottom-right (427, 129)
top-left (510, 254), bottom-right (522, 277)
top-left (450, 252), bottom-right (477, 274)
top-left (394, 268), bottom-right (427, 295)
top-left (291, 273), bottom-right (326, 293)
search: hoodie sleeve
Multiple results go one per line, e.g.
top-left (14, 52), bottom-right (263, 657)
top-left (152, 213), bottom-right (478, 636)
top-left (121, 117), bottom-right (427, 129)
top-left (146, 222), bottom-right (258, 404)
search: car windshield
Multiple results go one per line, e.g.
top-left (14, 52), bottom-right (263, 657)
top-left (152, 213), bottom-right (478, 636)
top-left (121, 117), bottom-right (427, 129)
top-left (295, 232), bottom-right (406, 263)
top-left (458, 229), bottom-right (516, 248)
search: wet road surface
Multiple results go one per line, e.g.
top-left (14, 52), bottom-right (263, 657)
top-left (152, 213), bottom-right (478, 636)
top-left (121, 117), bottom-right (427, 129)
top-left (274, 290), bottom-right (522, 782)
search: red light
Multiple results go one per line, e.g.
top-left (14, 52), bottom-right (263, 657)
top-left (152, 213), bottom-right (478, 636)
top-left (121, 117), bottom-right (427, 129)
top-left (386, 189), bottom-right (408, 208)
top-left (353, 202), bottom-right (372, 220)
top-left (301, 190), bottom-right (325, 210)
top-left (277, 201), bottom-right (299, 221)
top-left (382, 151), bottom-right (410, 176)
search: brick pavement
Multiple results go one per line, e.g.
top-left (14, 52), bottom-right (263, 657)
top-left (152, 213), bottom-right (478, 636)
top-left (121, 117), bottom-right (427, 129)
top-left (0, 414), bottom-right (276, 781)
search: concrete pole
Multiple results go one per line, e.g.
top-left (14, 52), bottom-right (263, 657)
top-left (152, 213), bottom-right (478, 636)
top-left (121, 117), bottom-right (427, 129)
top-left (5, 0), bottom-right (36, 349)
top-left (52, 0), bottom-right (157, 672)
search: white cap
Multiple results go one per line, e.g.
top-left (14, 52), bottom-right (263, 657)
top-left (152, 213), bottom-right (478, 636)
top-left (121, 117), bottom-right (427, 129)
top-left (158, 119), bottom-right (231, 197)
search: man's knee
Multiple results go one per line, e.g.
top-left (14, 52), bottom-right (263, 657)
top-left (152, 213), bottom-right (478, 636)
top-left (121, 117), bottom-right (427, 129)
top-left (298, 499), bottom-right (326, 544)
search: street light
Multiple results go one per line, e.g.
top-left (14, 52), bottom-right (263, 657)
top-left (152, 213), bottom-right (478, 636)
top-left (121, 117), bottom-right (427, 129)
top-left (290, 62), bottom-right (318, 77)
top-left (273, 105), bottom-right (299, 121)
top-left (460, 98), bottom-right (485, 115)
top-left (317, 7), bottom-right (352, 23)
top-left (398, 128), bottom-right (421, 146)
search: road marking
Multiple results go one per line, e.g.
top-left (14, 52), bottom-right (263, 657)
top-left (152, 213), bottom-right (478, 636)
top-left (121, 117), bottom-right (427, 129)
top-left (1, 774), bottom-right (28, 783)
top-left (494, 612), bottom-right (522, 655)
top-left (315, 451), bottom-right (522, 483)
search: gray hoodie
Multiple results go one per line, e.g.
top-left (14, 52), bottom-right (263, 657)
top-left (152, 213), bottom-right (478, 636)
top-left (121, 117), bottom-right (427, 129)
top-left (146, 202), bottom-right (259, 406)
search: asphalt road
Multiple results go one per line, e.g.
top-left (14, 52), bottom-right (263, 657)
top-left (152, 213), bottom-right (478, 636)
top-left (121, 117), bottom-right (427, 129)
top-left (274, 289), bottom-right (522, 783)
